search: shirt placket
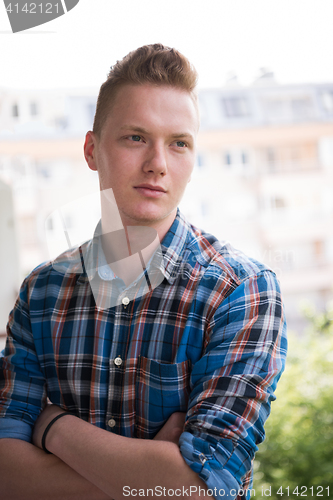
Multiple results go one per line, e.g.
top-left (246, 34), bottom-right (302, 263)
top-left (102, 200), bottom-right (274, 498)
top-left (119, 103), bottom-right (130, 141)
top-left (105, 288), bottom-right (135, 435)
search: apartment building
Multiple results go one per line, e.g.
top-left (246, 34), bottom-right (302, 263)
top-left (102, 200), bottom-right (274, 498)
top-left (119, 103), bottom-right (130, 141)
top-left (184, 74), bottom-right (333, 331)
top-left (0, 87), bottom-right (100, 340)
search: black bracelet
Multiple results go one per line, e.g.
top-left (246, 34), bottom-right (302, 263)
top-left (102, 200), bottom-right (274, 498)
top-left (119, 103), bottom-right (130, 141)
top-left (42, 412), bottom-right (70, 454)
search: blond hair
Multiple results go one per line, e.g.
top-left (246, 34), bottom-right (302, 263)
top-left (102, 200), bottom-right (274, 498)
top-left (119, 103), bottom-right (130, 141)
top-left (93, 43), bottom-right (198, 136)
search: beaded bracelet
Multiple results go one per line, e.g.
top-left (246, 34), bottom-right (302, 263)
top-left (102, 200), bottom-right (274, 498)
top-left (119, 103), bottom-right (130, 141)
top-left (42, 412), bottom-right (70, 454)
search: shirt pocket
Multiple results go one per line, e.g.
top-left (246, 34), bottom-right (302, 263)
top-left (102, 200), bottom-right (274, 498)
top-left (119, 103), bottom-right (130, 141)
top-left (135, 356), bottom-right (191, 439)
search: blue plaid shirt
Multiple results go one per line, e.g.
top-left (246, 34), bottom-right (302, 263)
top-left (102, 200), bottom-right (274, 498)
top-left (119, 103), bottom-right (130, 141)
top-left (0, 210), bottom-right (287, 500)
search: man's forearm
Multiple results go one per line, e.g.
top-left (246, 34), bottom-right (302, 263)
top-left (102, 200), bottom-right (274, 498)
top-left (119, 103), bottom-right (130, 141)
top-left (0, 438), bottom-right (111, 500)
top-left (44, 415), bottom-right (207, 499)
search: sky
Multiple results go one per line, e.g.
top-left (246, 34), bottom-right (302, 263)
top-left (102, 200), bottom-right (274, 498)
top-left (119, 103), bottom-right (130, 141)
top-left (0, 0), bottom-right (333, 91)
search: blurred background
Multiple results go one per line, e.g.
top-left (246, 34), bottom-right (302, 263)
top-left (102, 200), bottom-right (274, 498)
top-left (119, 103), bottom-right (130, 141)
top-left (1, 0), bottom-right (332, 495)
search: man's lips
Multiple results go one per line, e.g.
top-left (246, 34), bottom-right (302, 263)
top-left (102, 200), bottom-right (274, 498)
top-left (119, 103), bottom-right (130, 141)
top-left (134, 184), bottom-right (167, 198)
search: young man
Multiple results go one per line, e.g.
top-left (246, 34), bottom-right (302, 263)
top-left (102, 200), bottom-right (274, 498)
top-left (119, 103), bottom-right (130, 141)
top-left (0, 44), bottom-right (287, 500)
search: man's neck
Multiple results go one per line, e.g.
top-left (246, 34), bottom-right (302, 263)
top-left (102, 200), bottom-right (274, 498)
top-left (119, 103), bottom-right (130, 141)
top-left (100, 212), bottom-right (177, 287)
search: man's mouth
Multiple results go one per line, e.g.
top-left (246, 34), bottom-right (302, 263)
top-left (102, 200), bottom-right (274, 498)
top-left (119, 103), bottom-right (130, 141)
top-left (134, 184), bottom-right (167, 198)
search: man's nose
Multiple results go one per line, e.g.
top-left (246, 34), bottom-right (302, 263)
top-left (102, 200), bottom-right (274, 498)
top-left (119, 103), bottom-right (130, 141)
top-left (142, 144), bottom-right (167, 176)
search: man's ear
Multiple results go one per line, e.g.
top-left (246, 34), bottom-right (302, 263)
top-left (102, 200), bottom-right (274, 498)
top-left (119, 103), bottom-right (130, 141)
top-left (84, 131), bottom-right (98, 171)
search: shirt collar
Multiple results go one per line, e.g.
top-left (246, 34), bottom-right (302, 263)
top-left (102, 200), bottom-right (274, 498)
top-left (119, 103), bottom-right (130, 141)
top-left (77, 209), bottom-right (191, 285)
top-left (80, 220), bottom-right (115, 282)
top-left (159, 208), bottom-right (191, 284)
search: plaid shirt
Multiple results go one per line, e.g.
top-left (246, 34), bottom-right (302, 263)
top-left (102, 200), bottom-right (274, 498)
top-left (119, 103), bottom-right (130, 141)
top-left (0, 210), bottom-right (287, 500)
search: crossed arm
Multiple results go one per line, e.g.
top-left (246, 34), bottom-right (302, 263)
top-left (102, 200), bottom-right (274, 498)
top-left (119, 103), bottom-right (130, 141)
top-left (0, 408), bottom-right (207, 500)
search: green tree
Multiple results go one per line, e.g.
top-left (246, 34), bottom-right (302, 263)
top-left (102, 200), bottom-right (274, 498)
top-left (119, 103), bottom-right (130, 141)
top-left (253, 303), bottom-right (333, 499)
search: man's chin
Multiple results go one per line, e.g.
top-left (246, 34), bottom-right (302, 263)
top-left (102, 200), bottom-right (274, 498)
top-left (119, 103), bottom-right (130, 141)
top-left (120, 207), bottom-right (177, 227)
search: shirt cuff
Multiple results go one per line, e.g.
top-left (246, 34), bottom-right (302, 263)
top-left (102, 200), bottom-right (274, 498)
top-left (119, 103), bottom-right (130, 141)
top-left (179, 431), bottom-right (243, 500)
top-left (0, 417), bottom-right (32, 442)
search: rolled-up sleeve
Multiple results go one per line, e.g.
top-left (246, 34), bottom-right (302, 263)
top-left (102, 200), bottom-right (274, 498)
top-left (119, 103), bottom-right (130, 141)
top-left (0, 417), bottom-right (32, 442)
top-left (0, 277), bottom-right (46, 442)
top-left (179, 270), bottom-right (288, 500)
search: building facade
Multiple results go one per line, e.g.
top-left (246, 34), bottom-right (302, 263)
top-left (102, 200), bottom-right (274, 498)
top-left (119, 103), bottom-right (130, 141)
top-left (185, 77), bottom-right (333, 331)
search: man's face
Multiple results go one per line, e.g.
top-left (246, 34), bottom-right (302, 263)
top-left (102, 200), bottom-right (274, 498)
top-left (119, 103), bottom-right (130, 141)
top-left (84, 83), bottom-right (199, 230)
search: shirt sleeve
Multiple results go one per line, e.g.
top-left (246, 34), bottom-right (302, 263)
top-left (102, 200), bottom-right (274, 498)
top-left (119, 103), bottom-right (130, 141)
top-left (0, 276), bottom-right (47, 442)
top-left (179, 270), bottom-right (288, 500)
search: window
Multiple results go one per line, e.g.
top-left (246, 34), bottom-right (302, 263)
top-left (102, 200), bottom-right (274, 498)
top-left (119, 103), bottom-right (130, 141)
top-left (54, 116), bottom-right (68, 130)
top-left (63, 214), bottom-right (73, 229)
top-left (87, 103), bottom-right (96, 127)
top-left (12, 157), bottom-right (26, 176)
top-left (224, 152), bottom-right (232, 166)
top-left (321, 90), bottom-right (333, 112)
top-left (313, 240), bottom-right (324, 258)
top-left (263, 95), bottom-right (313, 121)
top-left (291, 98), bottom-right (313, 119)
top-left (266, 148), bottom-right (276, 172)
top-left (46, 217), bottom-right (54, 231)
top-left (271, 196), bottom-right (286, 210)
top-left (21, 216), bottom-right (36, 245)
top-left (12, 103), bottom-right (19, 117)
top-left (222, 96), bottom-right (251, 118)
top-left (196, 153), bottom-right (204, 168)
top-left (30, 101), bottom-right (38, 116)
top-left (241, 151), bottom-right (248, 165)
top-left (201, 202), bottom-right (209, 217)
top-left (266, 98), bottom-right (291, 120)
top-left (36, 161), bottom-right (52, 179)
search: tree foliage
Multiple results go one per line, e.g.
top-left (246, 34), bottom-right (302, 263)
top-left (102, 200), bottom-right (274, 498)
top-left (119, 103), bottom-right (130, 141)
top-left (253, 303), bottom-right (333, 499)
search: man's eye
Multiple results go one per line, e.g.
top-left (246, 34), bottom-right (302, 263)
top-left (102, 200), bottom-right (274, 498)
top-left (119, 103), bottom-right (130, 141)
top-left (176, 141), bottom-right (187, 148)
top-left (130, 135), bottom-right (142, 142)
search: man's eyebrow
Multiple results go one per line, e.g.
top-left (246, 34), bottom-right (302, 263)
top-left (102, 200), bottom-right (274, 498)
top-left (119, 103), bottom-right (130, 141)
top-left (119, 125), bottom-right (148, 134)
top-left (169, 133), bottom-right (194, 140)
top-left (119, 125), bottom-right (194, 140)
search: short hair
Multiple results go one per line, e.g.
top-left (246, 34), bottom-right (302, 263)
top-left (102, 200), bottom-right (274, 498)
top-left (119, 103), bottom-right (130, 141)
top-left (93, 43), bottom-right (198, 136)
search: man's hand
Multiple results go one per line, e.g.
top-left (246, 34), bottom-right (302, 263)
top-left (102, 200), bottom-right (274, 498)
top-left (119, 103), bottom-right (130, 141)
top-left (153, 412), bottom-right (186, 445)
top-left (32, 403), bottom-right (66, 450)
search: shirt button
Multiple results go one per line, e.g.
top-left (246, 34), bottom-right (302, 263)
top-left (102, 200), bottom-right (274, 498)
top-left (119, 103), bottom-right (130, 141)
top-left (122, 297), bottom-right (130, 306)
top-left (114, 356), bottom-right (123, 367)
top-left (108, 418), bottom-right (116, 428)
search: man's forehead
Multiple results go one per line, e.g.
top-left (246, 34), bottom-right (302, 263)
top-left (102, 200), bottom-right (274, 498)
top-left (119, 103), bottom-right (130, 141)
top-left (101, 84), bottom-right (199, 135)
